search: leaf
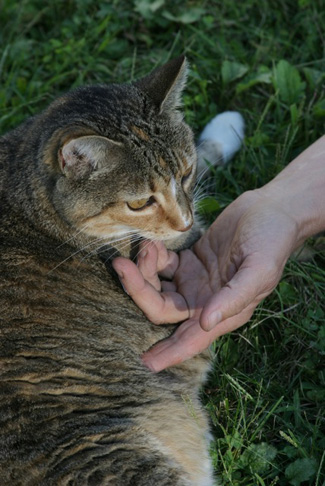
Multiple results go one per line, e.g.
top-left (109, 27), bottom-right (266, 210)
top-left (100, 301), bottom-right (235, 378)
top-left (278, 281), bottom-right (297, 305)
top-left (219, 337), bottom-right (239, 371)
top-left (273, 60), bottom-right (306, 104)
top-left (221, 60), bottom-right (248, 85)
top-left (225, 431), bottom-right (242, 450)
top-left (236, 66), bottom-right (272, 94)
top-left (313, 99), bottom-right (325, 118)
top-left (246, 132), bottom-right (270, 148)
top-left (285, 458), bottom-right (317, 485)
top-left (196, 197), bottom-right (220, 214)
top-left (290, 103), bottom-right (299, 126)
top-left (239, 442), bottom-right (277, 473)
top-left (298, 0), bottom-right (313, 7)
top-left (306, 387), bottom-right (325, 402)
top-left (303, 67), bottom-right (325, 89)
top-left (162, 7), bottom-right (205, 24)
top-left (133, 0), bottom-right (165, 19)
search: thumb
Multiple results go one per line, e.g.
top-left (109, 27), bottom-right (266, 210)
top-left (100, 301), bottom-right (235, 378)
top-left (200, 260), bottom-right (280, 331)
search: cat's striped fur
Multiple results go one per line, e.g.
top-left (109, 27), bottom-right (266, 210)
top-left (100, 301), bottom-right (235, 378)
top-left (0, 57), bottom-right (220, 485)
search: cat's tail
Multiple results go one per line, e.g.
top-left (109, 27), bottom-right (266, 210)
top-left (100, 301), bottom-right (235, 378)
top-left (197, 111), bottom-right (245, 176)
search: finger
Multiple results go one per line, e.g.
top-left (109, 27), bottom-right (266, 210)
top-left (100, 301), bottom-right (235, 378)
top-left (200, 260), bottom-right (278, 331)
top-left (142, 318), bottom-right (215, 371)
top-left (152, 240), bottom-right (180, 279)
top-left (142, 307), bottom-right (254, 372)
top-left (138, 240), bottom-right (179, 280)
top-left (161, 281), bottom-right (177, 292)
top-left (137, 242), bottom-right (161, 291)
top-left (112, 257), bottom-right (190, 325)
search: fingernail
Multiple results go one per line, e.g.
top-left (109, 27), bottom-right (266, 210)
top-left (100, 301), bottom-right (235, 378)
top-left (206, 310), bottom-right (222, 331)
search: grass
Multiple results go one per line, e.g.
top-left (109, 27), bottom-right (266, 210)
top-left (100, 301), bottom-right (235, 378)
top-left (1, 0), bottom-right (324, 484)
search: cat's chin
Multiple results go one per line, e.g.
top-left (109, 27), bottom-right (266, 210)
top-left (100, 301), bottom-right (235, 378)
top-left (100, 226), bottom-right (201, 260)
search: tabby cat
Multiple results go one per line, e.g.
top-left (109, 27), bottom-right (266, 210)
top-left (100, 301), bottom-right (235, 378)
top-left (0, 56), bottom-right (243, 486)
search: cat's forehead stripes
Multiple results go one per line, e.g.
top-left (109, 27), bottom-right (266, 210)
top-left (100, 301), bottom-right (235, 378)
top-left (149, 178), bottom-right (157, 193)
top-left (130, 125), bottom-right (150, 141)
top-left (180, 154), bottom-right (192, 170)
top-left (172, 152), bottom-right (194, 179)
top-left (158, 156), bottom-right (168, 169)
top-left (151, 150), bottom-right (194, 185)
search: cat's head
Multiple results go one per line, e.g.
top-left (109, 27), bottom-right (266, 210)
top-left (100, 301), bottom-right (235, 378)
top-left (42, 56), bottom-right (197, 245)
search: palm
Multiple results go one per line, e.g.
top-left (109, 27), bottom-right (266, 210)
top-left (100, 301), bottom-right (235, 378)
top-left (112, 221), bottom-right (247, 371)
top-left (113, 191), bottom-right (298, 371)
top-left (168, 247), bottom-right (220, 319)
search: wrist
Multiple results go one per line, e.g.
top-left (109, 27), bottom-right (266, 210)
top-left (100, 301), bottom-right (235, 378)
top-left (257, 136), bottom-right (325, 247)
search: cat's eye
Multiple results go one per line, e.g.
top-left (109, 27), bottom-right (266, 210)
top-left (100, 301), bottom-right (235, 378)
top-left (127, 196), bottom-right (155, 211)
top-left (181, 167), bottom-right (193, 185)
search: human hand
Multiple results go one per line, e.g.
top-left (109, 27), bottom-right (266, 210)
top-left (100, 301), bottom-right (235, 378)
top-left (113, 238), bottom-right (225, 368)
top-left (113, 190), bottom-right (300, 372)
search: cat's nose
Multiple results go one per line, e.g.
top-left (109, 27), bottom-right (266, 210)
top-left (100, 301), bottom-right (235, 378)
top-left (178, 221), bottom-right (193, 232)
top-left (177, 215), bottom-right (193, 232)
top-left (169, 209), bottom-right (193, 233)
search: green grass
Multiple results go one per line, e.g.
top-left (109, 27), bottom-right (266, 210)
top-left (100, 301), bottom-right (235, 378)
top-left (1, 1), bottom-right (324, 484)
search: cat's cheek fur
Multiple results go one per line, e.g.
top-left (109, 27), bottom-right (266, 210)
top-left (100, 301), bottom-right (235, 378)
top-left (77, 206), bottom-right (193, 242)
top-left (52, 178), bottom-right (95, 227)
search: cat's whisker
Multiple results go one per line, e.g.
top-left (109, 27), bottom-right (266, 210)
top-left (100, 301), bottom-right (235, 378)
top-left (78, 241), bottom-right (110, 264)
top-left (132, 238), bottom-right (154, 261)
top-left (102, 231), bottom-right (138, 249)
top-left (194, 163), bottom-right (213, 187)
top-left (79, 231), bottom-right (140, 264)
top-left (193, 175), bottom-right (216, 196)
top-left (59, 226), bottom-right (141, 266)
top-left (193, 185), bottom-right (205, 201)
top-left (132, 232), bottom-right (168, 263)
top-left (194, 165), bottom-right (217, 194)
top-left (48, 238), bottom-right (106, 273)
top-left (55, 223), bottom-right (91, 249)
top-left (108, 231), bottom-right (143, 252)
top-left (101, 225), bottom-right (158, 264)
top-left (49, 233), bottom-right (128, 273)
top-left (102, 235), bottom-right (144, 263)
top-left (194, 193), bottom-right (214, 204)
top-left (192, 175), bottom-right (220, 207)
top-left (193, 189), bottom-right (205, 203)
top-left (101, 230), bottom-right (143, 258)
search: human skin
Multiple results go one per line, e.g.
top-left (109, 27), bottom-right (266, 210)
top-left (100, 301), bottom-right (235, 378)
top-left (113, 135), bottom-right (325, 372)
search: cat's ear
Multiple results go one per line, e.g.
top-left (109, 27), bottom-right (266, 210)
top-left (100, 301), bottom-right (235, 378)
top-left (135, 56), bottom-right (188, 114)
top-left (59, 136), bottom-right (123, 179)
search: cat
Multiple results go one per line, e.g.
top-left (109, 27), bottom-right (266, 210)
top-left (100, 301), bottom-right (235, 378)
top-left (0, 56), bottom-right (243, 486)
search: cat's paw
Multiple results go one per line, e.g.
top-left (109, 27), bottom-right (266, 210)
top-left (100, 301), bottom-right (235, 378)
top-left (197, 111), bottom-right (245, 175)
